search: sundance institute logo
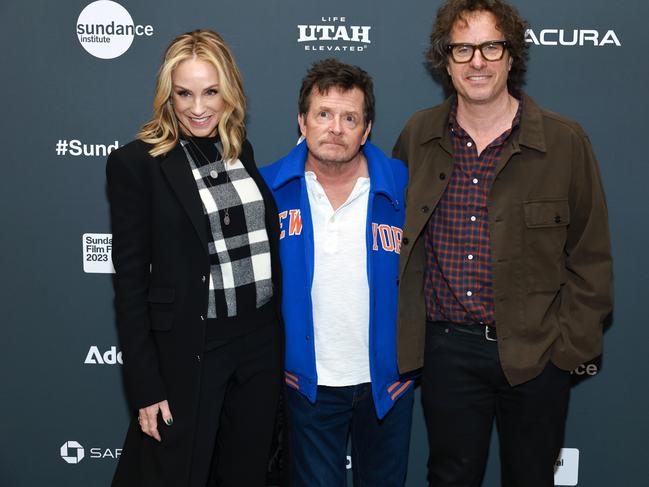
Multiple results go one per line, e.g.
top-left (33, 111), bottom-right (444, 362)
top-left (77, 0), bottom-right (154, 59)
top-left (60, 441), bottom-right (85, 464)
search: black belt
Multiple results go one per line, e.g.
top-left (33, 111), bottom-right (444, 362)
top-left (429, 320), bottom-right (497, 341)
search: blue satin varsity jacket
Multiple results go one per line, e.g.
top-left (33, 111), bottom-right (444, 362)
top-left (261, 140), bottom-right (412, 419)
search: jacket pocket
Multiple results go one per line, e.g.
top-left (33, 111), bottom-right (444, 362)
top-left (147, 287), bottom-right (175, 303)
top-left (148, 287), bottom-right (175, 330)
top-left (522, 199), bottom-right (568, 292)
top-left (524, 199), bottom-right (570, 228)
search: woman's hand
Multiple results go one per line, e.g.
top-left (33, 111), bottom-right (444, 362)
top-left (138, 400), bottom-right (173, 442)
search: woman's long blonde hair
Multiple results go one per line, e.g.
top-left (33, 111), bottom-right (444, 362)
top-left (138, 30), bottom-right (246, 161)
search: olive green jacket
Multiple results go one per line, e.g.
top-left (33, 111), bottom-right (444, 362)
top-left (393, 94), bottom-right (613, 386)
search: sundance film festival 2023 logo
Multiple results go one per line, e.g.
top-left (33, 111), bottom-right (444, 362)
top-left (77, 0), bottom-right (154, 59)
top-left (298, 16), bottom-right (371, 53)
top-left (554, 448), bottom-right (580, 486)
top-left (83, 233), bottom-right (115, 274)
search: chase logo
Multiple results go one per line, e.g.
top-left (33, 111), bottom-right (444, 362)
top-left (60, 441), bottom-right (85, 464)
top-left (371, 223), bottom-right (402, 254)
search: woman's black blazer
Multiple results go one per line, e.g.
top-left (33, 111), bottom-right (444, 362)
top-left (107, 138), bottom-right (282, 486)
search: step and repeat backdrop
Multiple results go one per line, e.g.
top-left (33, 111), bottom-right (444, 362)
top-left (1, 0), bottom-right (646, 485)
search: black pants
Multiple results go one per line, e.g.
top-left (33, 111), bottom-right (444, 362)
top-left (189, 321), bottom-right (282, 487)
top-left (421, 322), bottom-right (571, 487)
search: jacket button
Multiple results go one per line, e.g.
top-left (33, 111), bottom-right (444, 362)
top-left (396, 278), bottom-right (400, 286)
top-left (200, 315), bottom-right (205, 321)
top-left (421, 205), bottom-right (429, 213)
top-left (201, 275), bottom-right (206, 283)
top-left (439, 173), bottom-right (446, 180)
top-left (196, 355), bottom-right (201, 362)
top-left (554, 215), bottom-right (561, 223)
top-left (402, 237), bottom-right (409, 245)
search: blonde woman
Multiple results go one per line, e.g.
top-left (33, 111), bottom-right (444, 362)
top-left (107, 30), bottom-right (282, 487)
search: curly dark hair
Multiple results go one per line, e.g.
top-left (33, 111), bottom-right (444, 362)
top-left (298, 58), bottom-right (375, 127)
top-left (426, 0), bottom-right (530, 94)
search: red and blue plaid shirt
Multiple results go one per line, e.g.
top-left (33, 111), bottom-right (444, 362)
top-left (424, 99), bottom-right (522, 325)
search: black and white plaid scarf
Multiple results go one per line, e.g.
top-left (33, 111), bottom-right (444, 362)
top-left (181, 139), bottom-right (273, 318)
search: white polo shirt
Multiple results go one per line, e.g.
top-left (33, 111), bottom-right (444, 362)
top-left (305, 171), bottom-right (371, 386)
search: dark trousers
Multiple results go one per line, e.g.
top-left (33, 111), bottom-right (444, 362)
top-left (286, 383), bottom-right (414, 487)
top-left (189, 322), bottom-right (282, 487)
top-left (422, 322), bottom-right (571, 487)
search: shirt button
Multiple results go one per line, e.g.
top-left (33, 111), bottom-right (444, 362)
top-left (209, 170), bottom-right (218, 179)
top-left (470, 215), bottom-right (477, 222)
top-left (468, 254), bottom-right (474, 260)
top-left (467, 141), bottom-right (473, 148)
top-left (466, 290), bottom-right (473, 297)
top-left (472, 178), bottom-right (479, 184)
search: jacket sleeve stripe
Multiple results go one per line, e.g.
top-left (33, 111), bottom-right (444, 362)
top-left (285, 377), bottom-right (300, 389)
top-left (390, 380), bottom-right (413, 401)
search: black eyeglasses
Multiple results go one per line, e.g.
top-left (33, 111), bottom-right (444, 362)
top-left (447, 40), bottom-right (508, 63)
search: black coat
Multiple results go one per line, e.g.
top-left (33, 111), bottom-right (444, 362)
top-left (106, 139), bottom-right (283, 487)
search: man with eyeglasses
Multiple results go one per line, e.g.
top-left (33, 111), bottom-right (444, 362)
top-left (393, 1), bottom-right (613, 486)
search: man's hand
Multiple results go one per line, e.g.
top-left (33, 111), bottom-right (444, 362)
top-left (138, 400), bottom-right (173, 442)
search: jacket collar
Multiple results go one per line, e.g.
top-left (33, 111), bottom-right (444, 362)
top-left (516, 93), bottom-right (546, 152)
top-left (270, 140), bottom-right (401, 208)
top-left (159, 144), bottom-right (209, 254)
top-left (417, 93), bottom-right (547, 153)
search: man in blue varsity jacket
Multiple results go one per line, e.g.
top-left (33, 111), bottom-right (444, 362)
top-left (261, 59), bottom-right (413, 487)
